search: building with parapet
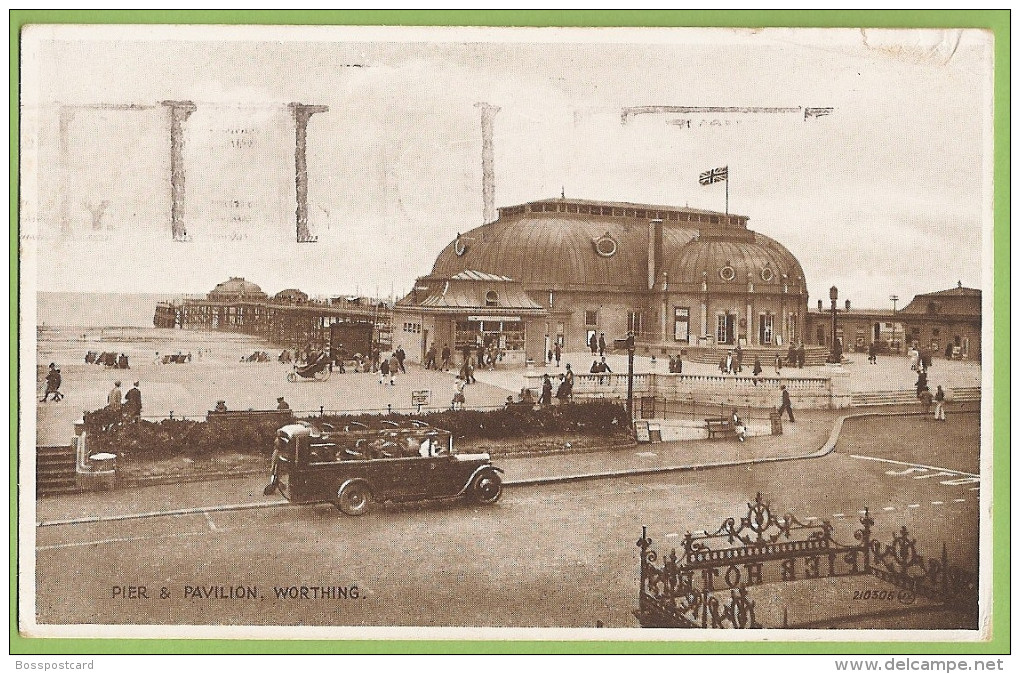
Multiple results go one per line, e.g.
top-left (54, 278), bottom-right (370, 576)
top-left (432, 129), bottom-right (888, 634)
top-left (393, 198), bottom-right (817, 365)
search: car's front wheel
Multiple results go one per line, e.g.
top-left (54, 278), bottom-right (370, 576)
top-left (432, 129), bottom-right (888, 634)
top-left (469, 470), bottom-right (502, 505)
top-left (335, 481), bottom-right (372, 516)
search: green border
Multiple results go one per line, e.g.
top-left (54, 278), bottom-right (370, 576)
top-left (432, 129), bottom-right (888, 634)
top-left (10, 9), bottom-right (1009, 656)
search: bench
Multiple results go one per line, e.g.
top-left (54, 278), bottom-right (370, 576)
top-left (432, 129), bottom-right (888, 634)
top-left (704, 416), bottom-right (735, 439)
top-left (206, 409), bottom-right (294, 426)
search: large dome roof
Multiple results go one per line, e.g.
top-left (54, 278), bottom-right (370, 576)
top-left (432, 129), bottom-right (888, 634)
top-left (430, 199), bottom-right (804, 292)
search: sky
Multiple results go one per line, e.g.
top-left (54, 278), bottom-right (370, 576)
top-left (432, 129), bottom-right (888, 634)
top-left (20, 25), bottom-right (992, 309)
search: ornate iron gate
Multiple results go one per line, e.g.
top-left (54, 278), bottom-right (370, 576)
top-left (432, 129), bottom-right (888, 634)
top-left (635, 492), bottom-right (977, 628)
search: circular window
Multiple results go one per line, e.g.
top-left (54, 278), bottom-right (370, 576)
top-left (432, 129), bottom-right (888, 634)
top-left (454, 236), bottom-right (467, 256)
top-left (719, 265), bottom-right (736, 281)
top-left (485, 290), bottom-right (499, 307)
top-left (760, 267), bottom-right (775, 282)
top-left (594, 234), bottom-right (618, 258)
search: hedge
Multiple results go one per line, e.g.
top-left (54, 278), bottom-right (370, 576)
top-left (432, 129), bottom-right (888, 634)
top-left (82, 401), bottom-right (630, 461)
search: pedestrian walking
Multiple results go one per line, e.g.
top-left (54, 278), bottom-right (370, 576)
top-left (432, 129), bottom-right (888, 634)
top-left (424, 344), bottom-right (437, 370)
top-left (787, 343), bottom-right (796, 370)
top-left (554, 342), bottom-right (561, 367)
top-left (725, 351), bottom-right (734, 375)
top-left (539, 374), bottom-right (553, 405)
top-left (934, 385), bottom-right (947, 421)
top-left (451, 377), bottom-right (466, 410)
top-left (731, 409), bottom-right (747, 442)
top-left (107, 380), bottom-right (123, 412)
top-left (378, 356), bottom-right (390, 385)
top-left (734, 344), bottom-right (743, 372)
top-left (751, 357), bottom-right (763, 386)
top-left (555, 374), bottom-right (570, 404)
top-left (797, 342), bottom-right (806, 368)
top-left (778, 384), bottom-right (795, 422)
top-left (598, 332), bottom-right (607, 357)
top-left (124, 382), bottom-right (142, 421)
top-left (589, 333), bottom-right (598, 356)
top-left (441, 344), bottom-right (451, 371)
top-left (41, 363), bottom-right (63, 402)
top-left (387, 353), bottom-right (400, 385)
top-left (395, 346), bottom-right (406, 373)
top-left (774, 354), bottom-right (783, 376)
top-left (919, 387), bottom-right (933, 416)
top-left (915, 370), bottom-right (929, 398)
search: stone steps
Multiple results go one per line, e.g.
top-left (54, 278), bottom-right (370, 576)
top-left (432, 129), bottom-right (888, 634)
top-left (850, 386), bottom-right (980, 407)
top-left (36, 445), bottom-right (79, 497)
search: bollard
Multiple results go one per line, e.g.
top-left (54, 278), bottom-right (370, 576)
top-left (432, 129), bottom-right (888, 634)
top-left (86, 452), bottom-right (117, 490)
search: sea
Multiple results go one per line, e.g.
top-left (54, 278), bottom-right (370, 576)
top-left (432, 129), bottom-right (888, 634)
top-left (36, 292), bottom-right (202, 328)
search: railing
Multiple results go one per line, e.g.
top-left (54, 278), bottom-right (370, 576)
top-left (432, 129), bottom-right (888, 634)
top-left (635, 493), bottom-right (978, 629)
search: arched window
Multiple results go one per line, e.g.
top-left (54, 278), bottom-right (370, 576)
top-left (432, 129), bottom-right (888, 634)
top-left (485, 290), bottom-right (499, 307)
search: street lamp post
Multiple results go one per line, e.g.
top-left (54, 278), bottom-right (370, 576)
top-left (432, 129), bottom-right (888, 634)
top-left (616, 331), bottom-right (637, 421)
top-left (828, 285), bottom-right (840, 364)
top-left (625, 331), bottom-right (636, 421)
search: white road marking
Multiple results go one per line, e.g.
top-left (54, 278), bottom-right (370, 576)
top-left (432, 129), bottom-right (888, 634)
top-left (635, 452), bottom-right (657, 458)
top-left (203, 511), bottom-right (218, 531)
top-left (857, 510), bottom-right (868, 514)
top-left (665, 533), bottom-right (679, 538)
top-left (882, 506), bottom-right (896, 511)
top-left (970, 487), bottom-right (981, 491)
top-left (849, 454), bottom-right (978, 478)
top-left (954, 499), bottom-right (967, 503)
top-left (38, 528), bottom-right (215, 551)
top-left (931, 501), bottom-right (945, 505)
top-left (832, 513), bottom-right (845, 518)
top-left (907, 504), bottom-right (921, 509)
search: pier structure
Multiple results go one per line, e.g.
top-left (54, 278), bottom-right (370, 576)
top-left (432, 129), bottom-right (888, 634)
top-left (154, 278), bottom-right (391, 352)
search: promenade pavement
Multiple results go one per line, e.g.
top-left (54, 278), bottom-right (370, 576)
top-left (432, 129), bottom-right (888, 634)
top-left (35, 409), bottom-right (835, 525)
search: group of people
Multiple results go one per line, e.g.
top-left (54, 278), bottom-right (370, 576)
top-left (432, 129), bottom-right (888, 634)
top-left (914, 363), bottom-right (948, 421)
top-left (538, 365), bottom-right (575, 405)
top-left (588, 332), bottom-right (608, 357)
top-left (588, 357), bottom-right (612, 383)
top-left (378, 347), bottom-right (408, 385)
top-left (668, 354), bottom-right (683, 374)
top-left (85, 351), bottom-right (130, 369)
top-left (422, 343), bottom-right (453, 371)
top-left (103, 380), bottom-right (143, 423)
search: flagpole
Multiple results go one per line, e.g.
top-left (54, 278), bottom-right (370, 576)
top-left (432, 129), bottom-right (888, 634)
top-left (725, 169), bottom-right (729, 215)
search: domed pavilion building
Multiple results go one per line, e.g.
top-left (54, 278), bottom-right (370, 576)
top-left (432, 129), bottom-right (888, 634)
top-left (393, 198), bottom-right (810, 365)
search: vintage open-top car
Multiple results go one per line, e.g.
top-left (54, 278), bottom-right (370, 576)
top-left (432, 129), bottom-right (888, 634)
top-left (263, 420), bottom-right (503, 515)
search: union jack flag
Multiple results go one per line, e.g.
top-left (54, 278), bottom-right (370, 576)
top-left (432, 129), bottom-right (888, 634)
top-left (699, 166), bottom-right (728, 185)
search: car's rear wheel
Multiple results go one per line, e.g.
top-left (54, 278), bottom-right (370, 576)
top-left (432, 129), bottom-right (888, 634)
top-left (469, 470), bottom-right (502, 505)
top-left (335, 481), bottom-right (372, 516)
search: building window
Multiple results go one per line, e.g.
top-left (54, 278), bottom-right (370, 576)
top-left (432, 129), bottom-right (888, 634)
top-left (585, 310), bottom-right (598, 326)
top-left (719, 265), bottom-right (736, 282)
top-left (485, 290), bottom-right (499, 307)
top-left (673, 307), bottom-right (690, 342)
top-left (628, 311), bottom-right (644, 337)
top-left (758, 313), bottom-right (774, 345)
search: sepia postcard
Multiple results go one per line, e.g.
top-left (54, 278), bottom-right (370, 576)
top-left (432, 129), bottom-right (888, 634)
top-left (15, 17), bottom-right (1005, 651)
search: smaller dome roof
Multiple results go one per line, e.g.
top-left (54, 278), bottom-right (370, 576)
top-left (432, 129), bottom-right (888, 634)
top-left (274, 288), bottom-right (309, 303)
top-left (667, 235), bottom-right (805, 288)
top-left (208, 277), bottom-right (268, 301)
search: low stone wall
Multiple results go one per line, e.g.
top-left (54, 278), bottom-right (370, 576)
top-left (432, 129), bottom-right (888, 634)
top-left (524, 368), bottom-right (851, 410)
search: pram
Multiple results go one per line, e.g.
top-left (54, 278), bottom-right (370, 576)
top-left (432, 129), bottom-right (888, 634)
top-left (287, 352), bottom-right (332, 382)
